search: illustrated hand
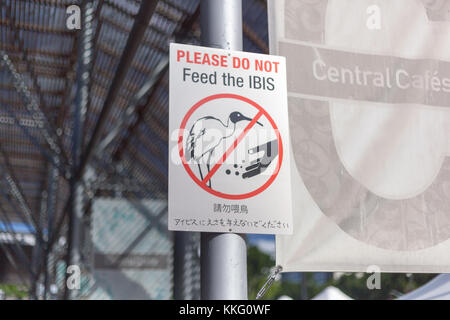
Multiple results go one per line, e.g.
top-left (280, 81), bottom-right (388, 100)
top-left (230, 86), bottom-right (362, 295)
top-left (242, 139), bottom-right (279, 179)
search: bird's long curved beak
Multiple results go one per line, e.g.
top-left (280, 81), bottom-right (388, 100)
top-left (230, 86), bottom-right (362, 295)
top-left (242, 115), bottom-right (263, 126)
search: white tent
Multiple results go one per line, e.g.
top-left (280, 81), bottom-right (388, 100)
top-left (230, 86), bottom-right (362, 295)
top-left (277, 295), bottom-right (293, 300)
top-left (311, 286), bottom-right (353, 300)
top-left (397, 274), bottom-right (450, 300)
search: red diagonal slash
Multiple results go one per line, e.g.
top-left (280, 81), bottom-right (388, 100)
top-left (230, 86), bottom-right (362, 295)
top-left (202, 110), bottom-right (264, 186)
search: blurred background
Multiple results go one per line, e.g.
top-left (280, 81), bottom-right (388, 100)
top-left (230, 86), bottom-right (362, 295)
top-left (0, 0), bottom-right (437, 300)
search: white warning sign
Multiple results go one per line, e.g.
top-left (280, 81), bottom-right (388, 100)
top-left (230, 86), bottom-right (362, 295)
top-left (168, 43), bottom-right (292, 234)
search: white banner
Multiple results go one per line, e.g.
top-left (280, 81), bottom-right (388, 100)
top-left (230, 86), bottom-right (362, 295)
top-left (270, 0), bottom-right (450, 272)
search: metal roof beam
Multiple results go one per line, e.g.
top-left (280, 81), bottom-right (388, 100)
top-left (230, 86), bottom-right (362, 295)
top-left (0, 206), bottom-right (36, 279)
top-left (243, 22), bottom-right (269, 53)
top-left (0, 54), bottom-right (70, 177)
top-left (97, 57), bottom-right (168, 156)
top-left (0, 44), bottom-right (73, 58)
top-left (0, 100), bottom-right (68, 177)
top-left (0, 143), bottom-right (46, 244)
top-left (108, 5), bottom-right (199, 163)
top-left (1, 2), bottom-right (72, 166)
top-left (76, 0), bottom-right (160, 181)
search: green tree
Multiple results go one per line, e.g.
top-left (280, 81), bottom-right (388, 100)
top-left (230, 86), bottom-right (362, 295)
top-left (247, 245), bottom-right (304, 300)
top-left (247, 244), bottom-right (437, 300)
top-left (331, 273), bottom-right (436, 300)
top-left (0, 283), bottom-right (29, 299)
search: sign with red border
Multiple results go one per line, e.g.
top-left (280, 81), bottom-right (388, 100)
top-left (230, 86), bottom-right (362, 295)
top-left (169, 43), bottom-right (292, 234)
top-left (178, 93), bottom-right (283, 200)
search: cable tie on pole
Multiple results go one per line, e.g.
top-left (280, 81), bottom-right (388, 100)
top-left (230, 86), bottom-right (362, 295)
top-left (256, 265), bottom-right (282, 300)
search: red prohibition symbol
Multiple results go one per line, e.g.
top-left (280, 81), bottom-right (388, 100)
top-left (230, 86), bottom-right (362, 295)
top-left (178, 93), bottom-right (283, 200)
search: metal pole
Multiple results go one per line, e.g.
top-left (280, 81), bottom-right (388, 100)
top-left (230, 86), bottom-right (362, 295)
top-left (64, 0), bottom-right (95, 300)
top-left (174, 232), bottom-right (200, 300)
top-left (301, 272), bottom-right (307, 300)
top-left (43, 159), bottom-right (58, 299)
top-left (174, 232), bottom-right (189, 299)
top-left (199, 0), bottom-right (247, 300)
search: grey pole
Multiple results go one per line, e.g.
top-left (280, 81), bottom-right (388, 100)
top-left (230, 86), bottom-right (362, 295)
top-left (64, 0), bottom-right (94, 300)
top-left (174, 232), bottom-right (200, 300)
top-left (200, 0), bottom-right (248, 300)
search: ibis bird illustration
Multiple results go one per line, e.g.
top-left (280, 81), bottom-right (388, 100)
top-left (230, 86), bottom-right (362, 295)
top-left (185, 111), bottom-right (262, 188)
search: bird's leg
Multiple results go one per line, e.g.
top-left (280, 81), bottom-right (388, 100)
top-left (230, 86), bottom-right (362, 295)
top-left (206, 151), bottom-right (212, 188)
top-left (197, 163), bottom-right (204, 181)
